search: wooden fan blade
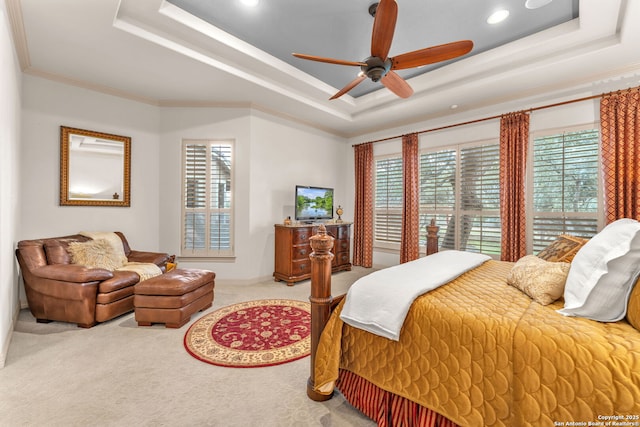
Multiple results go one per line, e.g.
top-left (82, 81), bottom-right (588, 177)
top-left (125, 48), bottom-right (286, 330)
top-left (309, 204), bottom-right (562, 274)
top-left (371, 0), bottom-right (398, 60)
top-left (390, 40), bottom-right (474, 70)
top-left (292, 53), bottom-right (366, 67)
top-left (381, 71), bottom-right (413, 98)
top-left (329, 75), bottom-right (367, 100)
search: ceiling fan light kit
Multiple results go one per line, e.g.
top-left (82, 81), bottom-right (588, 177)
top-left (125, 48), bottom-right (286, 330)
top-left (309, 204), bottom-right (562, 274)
top-left (292, 0), bottom-right (474, 100)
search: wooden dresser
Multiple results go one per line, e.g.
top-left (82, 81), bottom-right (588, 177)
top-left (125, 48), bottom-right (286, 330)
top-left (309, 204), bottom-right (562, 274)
top-left (273, 223), bottom-right (352, 285)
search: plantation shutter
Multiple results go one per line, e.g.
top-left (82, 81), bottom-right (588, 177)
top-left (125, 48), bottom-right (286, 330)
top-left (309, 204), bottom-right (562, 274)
top-left (182, 141), bottom-right (234, 256)
top-left (209, 144), bottom-right (232, 252)
top-left (459, 143), bottom-right (501, 255)
top-left (532, 129), bottom-right (600, 253)
top-left (419, 149), bottom-right (456, 248)
top-left (184, 144), bottom-right (207, 251)
top-left (375, 156), bottom-right (403, 245)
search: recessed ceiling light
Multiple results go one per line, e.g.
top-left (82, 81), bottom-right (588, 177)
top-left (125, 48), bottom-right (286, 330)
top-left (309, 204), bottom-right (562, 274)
top-left (487, 9), bottom-right (510, 24)
top-left (525, 0), bottom-right (553, 9)
top-left (450, 104), bottom-right (459, 110)
top-left (240, 0), bottom-right (259, 7)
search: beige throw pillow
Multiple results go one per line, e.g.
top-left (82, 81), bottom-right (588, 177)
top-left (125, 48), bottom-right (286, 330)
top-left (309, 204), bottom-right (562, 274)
top-left (68, 239), bottom-right (126, 271)
top-left (507, 255), bottom-right (571, 305)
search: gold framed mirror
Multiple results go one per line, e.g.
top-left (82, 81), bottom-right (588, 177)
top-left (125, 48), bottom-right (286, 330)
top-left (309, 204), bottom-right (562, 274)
top-left (60, 126), bottom-right (131, 207)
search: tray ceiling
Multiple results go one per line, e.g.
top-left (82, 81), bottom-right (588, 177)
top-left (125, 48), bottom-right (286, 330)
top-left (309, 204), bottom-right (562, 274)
top-left (10, 0), bottom-right (640, 137)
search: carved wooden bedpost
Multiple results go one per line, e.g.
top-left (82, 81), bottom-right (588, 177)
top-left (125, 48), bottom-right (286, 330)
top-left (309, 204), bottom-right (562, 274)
top-left (307, 224), bottom-right (334, 401)
top-left (426, 218), bottom-right (440, 255)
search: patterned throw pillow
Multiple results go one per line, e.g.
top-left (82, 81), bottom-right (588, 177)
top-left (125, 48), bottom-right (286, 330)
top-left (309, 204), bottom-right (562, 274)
top-left (67, 239), bottom-right (126, 271)
top-left (537, 234), bottom-right (588, 262)
top-left (507, 255), bottom-right (571, 305)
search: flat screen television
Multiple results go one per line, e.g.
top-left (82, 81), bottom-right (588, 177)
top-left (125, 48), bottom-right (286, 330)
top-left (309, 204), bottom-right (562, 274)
top-left (295, 185), bottom-right (334, 223)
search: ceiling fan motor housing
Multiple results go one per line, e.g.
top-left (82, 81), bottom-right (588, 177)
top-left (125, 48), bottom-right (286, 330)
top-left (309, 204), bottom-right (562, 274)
top-left (362, 56), bottom-right (392, 82)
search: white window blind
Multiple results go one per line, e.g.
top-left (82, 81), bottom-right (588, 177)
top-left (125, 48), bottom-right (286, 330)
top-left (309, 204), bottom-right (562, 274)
top-left (531, 128), bottom-right (600, 253)
top-left (182, 141), bottom-right (233, 257)
top-left (459, 144), bottom-right (501, 255)
top-left (419, 149), bottom-right (456, 249)
top-left (419, 142), bottom-right (500, 256)
top-left (374, 156), bottom-right (403, 246)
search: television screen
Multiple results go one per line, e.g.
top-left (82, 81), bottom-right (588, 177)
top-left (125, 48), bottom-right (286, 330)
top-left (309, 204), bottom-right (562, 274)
top-left (295, 185), bottom-right (334, 222)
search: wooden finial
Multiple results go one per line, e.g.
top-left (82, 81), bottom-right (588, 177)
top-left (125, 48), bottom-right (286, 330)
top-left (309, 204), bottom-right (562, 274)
top-left (426, 218), bottom-right (440, 256)
top-left (307, 224), bottom-right (335, 401)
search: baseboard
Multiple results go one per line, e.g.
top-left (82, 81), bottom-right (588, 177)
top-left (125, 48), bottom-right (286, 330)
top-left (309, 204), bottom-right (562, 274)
top-left (214, 275), bottom-right (275, 286)
top-left (0, 304), bottom-right (19, 369)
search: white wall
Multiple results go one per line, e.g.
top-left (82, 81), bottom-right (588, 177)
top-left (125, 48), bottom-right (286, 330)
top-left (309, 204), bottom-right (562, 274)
top-left (18, 76), bottom-right (351, 297)
top-left (248, 112), bottom-right (349, 282)
top-left (19, 76), bottom-right (162, 301)
top-left (0, 0), bottom-right (23, 368)
top-left (20, 76), bottom-right (161, 242)
top-left (159, 108), bottom-right (349, 283)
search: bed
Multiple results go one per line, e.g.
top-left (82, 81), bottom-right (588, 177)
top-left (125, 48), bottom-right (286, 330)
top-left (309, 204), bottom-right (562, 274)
top-left (306, 219), bottom-right (640, 427)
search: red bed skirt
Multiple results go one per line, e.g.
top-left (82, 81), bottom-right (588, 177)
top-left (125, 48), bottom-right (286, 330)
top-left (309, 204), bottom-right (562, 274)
top-left (336, 369), bottom-right (460, 427)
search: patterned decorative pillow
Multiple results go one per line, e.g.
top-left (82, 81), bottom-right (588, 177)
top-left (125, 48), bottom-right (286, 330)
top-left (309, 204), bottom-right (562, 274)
top-left (507, 255), bottom-right (571, 305)
top-left (537, 234), bottom-right (588, 262)
top-left (67, 239), bottom-right (126, 271)
top-left (626, 277), bottom-right (640, 331)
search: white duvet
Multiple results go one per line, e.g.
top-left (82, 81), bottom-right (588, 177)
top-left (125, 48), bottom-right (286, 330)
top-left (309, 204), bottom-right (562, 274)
top-left (340, 250), bottom-right (491, 341)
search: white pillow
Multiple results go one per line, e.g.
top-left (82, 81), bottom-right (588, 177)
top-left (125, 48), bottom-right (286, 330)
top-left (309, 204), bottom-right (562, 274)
top-left (557, 218), bottom-right (640, 322)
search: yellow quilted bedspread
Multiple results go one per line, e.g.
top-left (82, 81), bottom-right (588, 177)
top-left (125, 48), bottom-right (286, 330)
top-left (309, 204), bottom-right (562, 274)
top-left (314, 260), bottom-right (640, 427)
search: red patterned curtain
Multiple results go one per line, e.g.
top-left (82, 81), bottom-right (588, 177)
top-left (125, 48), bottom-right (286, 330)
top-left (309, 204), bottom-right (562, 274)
top-left (600, 87), bottom-right (640, 223)
top-left (400, 133), bottom-right (420, 263)
top-left (353, 143), bottom-right (374, 267)
top-left (499, 112), bottom-right (529, 261)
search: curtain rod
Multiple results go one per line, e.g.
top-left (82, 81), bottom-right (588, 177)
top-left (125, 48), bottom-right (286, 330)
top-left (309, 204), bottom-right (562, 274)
top-left (352, 89), bottom-right (624, 147)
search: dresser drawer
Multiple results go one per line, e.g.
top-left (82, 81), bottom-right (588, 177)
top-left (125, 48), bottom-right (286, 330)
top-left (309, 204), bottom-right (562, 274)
top-left (292, 228), bottom-right (312, 244)
top-left (334, 239), bottom-right (349, 252)
top-left (292, 258), bottom-right (311, 276)
top-left (336, 226), bottom-right (350, 240)
top-left (292, 244), bottom-right (311, 261)
top-left (333, 251), bottom-right (350, 266)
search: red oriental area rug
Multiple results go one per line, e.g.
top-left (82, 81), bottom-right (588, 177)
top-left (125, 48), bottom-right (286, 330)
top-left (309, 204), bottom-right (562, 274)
top-left (184, 299), bottom-right (311, 368)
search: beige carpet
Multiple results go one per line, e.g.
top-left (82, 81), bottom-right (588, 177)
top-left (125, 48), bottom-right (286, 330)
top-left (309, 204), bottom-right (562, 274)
top-left (0, 268), bottom-right (377, 427)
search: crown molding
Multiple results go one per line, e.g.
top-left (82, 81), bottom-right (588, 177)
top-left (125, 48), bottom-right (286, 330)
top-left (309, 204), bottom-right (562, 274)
top-left (24, 68), bottom-right (161, 106)
top-left (5, 0), bottom-right (30, 70)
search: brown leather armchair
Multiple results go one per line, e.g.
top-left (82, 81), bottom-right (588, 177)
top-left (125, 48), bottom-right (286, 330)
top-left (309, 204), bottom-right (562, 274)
top-left (16, 232), bottom-right (171, 328)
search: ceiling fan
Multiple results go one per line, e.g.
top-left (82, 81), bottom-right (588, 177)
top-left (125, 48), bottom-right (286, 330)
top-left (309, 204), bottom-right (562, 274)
top-left (292, 0), bottom-right (473, 100)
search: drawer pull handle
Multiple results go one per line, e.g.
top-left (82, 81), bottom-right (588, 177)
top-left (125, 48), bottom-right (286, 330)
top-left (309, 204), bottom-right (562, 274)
top-left (299, 249), bottom-right (307, 255)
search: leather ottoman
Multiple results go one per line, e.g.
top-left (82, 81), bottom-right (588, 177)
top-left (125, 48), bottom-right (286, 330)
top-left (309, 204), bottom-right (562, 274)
top-left (134, 268), bottom-right (215, 328)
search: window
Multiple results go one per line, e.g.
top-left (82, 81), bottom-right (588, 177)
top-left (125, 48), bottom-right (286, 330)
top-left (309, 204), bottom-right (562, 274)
top-left (182, 140), bottom-right (234, 257)
top-left (530, 128), bottom-right (600, 253)
top-left (374, 141), bottom-right (500, 255)
top-left (419, 142), bottom-right (501, 255)
top-left (458, 144), bottom-right (501, 254)
top-left (419, 149), bottom-right (456, 248)
top-left (374, 156), bottom-right (403, 247)
top-left (372, 127), bottom-right (601, 257)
